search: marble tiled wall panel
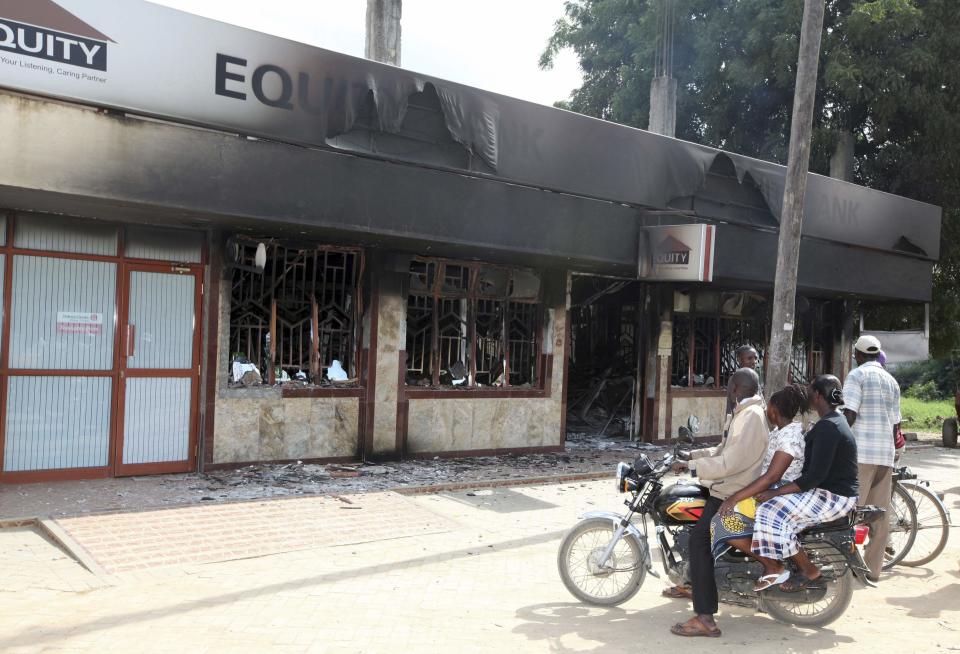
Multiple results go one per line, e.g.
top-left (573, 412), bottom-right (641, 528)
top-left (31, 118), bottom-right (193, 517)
top-left (372, 291), bottom-right (404, 456)
top-left (405, 397), bottom-right (562, 453)
top-left (669, 394), bottom-right (727, 438)
top-left (213, 397), bottom-right (360, 464)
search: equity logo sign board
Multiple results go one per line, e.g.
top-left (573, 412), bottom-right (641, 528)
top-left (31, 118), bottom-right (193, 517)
top-left (0, 0), bottom-right (419, 145)
top-left (0, 0), bottom-right (110, 71)
top-left (638, 224), bottom-right (716, 282)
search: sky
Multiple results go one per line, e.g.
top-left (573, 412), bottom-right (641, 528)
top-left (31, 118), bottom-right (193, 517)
top-left (149, 0), bottom-right (584, 107)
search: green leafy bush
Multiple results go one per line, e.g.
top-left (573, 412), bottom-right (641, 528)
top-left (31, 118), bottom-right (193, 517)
top-left (905, 380), bottom-right (941, 401)
top-left (893, 358), bottom-right (959, 401)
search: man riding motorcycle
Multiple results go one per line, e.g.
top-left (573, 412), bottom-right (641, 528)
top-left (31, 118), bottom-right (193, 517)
top-left (667, 368), bottom-right (768, 638)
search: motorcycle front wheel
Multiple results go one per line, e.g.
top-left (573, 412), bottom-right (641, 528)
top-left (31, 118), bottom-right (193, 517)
top-left (557, 518), bottom-right (646, 606)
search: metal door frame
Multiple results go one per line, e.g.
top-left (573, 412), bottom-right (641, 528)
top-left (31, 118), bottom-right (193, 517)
top-left (113, 261), bottom-right (203, 477)
top-left (0, 213), bottom-right (205, 483)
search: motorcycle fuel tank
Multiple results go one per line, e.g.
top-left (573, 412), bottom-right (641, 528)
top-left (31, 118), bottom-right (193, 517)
top-left (654, 482), bottom-right (710, 525)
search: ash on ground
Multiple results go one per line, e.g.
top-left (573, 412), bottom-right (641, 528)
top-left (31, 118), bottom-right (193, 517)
top-left (2, 437), bottom-right (666, 519)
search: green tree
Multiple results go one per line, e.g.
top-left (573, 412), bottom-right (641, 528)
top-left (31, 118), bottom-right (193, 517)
top-left (543, 0), bottom-right (960, 354)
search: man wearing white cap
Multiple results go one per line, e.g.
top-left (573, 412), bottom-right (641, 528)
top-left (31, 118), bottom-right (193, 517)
top-left (842, 334), bottom-right (902, 580)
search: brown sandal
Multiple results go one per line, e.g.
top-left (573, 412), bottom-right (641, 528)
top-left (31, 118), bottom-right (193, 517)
top-left (670, 616), bottom-right (721, 638)
top-left (661, 585), bottom-right (693, 599)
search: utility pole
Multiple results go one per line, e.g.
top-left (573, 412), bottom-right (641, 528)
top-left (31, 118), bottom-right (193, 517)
top-left (765, 0), bottom-right (827, 397)
top-left (365, 0), bottom-right (402, 66)
top-left (648, 0), bottom-right (677, 137)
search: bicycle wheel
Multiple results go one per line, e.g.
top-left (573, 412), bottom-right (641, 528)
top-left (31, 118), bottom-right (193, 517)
top-left (899, 482), bottom-right (950, 567)
top-left (882, 484), bottom-right (918, 570)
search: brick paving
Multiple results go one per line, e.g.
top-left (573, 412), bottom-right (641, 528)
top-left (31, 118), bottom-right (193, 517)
top-left (53, 492), bottom-right (456, 574)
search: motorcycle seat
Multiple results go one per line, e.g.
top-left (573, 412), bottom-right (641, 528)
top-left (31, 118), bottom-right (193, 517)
top-left (799, 515), bottom-right (852, 535)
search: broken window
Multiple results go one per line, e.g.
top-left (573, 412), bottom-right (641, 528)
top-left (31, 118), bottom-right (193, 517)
top-left (718, 318), bottom-right (767, 387)
top-left (229, 239), bottom-right (362, 385)
top-left (672, 313), bottom-right (768, 388)
top-left (405, 258), bottom-right (542, 388)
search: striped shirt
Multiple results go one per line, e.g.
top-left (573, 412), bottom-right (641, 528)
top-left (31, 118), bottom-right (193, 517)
top-left (842, 361), bottom-right (902, 467)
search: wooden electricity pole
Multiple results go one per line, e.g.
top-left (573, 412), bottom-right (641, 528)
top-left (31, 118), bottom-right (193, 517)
top-left (765, 0), bottom-right (827, 397)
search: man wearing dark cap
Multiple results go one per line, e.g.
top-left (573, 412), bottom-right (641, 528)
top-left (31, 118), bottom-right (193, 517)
top-left (842, 335), bottom-right (902, 581)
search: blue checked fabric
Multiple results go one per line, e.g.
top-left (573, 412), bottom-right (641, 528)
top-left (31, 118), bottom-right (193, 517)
top-left (842, 361), bottom-right (902, 467)
top-left (752, 489), bottom-right (857, 560)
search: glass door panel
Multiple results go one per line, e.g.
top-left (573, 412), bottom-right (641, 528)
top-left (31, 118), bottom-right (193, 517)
top-left (117, 266), bottom-right (199, 474)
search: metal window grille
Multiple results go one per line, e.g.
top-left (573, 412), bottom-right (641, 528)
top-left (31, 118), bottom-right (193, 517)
top-left (229, 241), bottom-right (361, 384)
top-left (508, 302), bottom-right (538, 386)
top-left (719, 318), bottom-right (768, 387)
top-left (405, 258), bottom-right (541, 387)
top-left (673, 313), bottom-right (768, 388)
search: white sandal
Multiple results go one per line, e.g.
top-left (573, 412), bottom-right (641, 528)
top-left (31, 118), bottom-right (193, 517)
top-left (753, 569), bottom-right (790, 592)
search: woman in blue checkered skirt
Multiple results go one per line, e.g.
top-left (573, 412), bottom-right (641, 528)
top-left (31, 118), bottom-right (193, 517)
top-left (748, 375), bottom-right (860, 592)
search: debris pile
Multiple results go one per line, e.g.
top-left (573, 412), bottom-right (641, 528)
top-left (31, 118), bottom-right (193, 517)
top-left (193, 441), bottom-right (664, 502)
top-left (566, 361), bottom-right (637, 437)
top-left (4, 440), bottom-right (668, 519)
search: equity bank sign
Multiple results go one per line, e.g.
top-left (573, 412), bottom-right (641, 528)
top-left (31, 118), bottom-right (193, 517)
top-left (0, 0), bottom-right (111, 72)
top-left (638, 225), bottom-right (716, 283)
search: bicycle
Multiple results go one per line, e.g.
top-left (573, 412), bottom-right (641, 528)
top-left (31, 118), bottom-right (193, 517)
top-left (881, 469), bottom-right (918, 570)
top-left (882, 466), bottom-right (952, 569)
top-left (896, 467), bottom-right (952, 567)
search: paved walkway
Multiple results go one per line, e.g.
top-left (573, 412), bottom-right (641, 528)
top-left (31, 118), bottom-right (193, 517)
top-left (54, 493), bottom-right (455, 574)
top-left (1, 446), bottom-right (958, 653)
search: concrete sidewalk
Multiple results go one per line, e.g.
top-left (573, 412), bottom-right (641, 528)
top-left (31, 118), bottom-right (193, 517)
top-left (0, 446), bottom-right (957, 653)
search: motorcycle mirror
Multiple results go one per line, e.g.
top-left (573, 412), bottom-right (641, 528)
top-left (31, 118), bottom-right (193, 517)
top-left (677, 426), bottom-right (691, 443)
top-left (687, 415), bottom-right (700, 434)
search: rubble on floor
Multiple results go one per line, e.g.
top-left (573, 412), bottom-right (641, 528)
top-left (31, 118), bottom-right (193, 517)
top-left (566, 361), bottom-right (637, 437)
top-left (200, 438), bottom-right (664, 500)
top-left (2, 437), bottom-right (666, 519)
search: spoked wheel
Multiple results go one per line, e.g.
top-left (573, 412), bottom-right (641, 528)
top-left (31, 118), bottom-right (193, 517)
top-left (899, 482), bottom-right (950, 567)
top-left (882, 484), bottom-right (918, 570)
top-left (557, 518), bottom-right (646, 606)
top-left (763, 542), bottom-right (853, 627)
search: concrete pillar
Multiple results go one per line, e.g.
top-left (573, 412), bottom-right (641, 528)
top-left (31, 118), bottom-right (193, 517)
top-left (655, 307), bottom-right (673, 440)
top-left (648, 76), bottom-right (678, 137)
top-left (829, 130), bottom-right (855, 182)
top-left (370, 274), bottom-right (404, 459)
top-left (365, 0), bottom-right (402, 66)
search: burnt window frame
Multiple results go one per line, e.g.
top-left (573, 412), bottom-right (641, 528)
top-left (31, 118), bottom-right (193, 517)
top-left (405, 257), bottom-right (543, 389)
top-left (671, 313), bottom-right (768, 390)
top-left (228, 238), bottom-right (364, 386)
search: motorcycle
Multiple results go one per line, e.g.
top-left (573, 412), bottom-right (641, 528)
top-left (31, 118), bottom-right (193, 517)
top-left (557, 417), bottom-right (884, 627)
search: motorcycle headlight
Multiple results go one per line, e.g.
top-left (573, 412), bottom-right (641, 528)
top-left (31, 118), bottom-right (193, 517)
top-left (616, 462), bottom-right (631, 492)
top-left (616, 462), bottom-right (640, 493)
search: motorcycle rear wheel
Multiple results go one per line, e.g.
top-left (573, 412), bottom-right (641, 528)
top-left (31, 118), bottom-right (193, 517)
top-left (557, 518), bottom-right (646, 606)
top-left (763, 544), bottom-right (853, 627)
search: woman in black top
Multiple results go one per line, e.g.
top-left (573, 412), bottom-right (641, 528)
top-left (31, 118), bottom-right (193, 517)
top-left (748, 375), bottom-right (860, 592)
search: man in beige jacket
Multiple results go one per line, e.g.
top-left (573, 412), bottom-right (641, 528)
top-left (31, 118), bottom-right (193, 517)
top-left (668, 368), bottom-right (769, 638)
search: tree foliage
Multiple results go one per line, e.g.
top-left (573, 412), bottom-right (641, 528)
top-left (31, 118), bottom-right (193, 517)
top-left (543, 0), bottom-right (960, 355)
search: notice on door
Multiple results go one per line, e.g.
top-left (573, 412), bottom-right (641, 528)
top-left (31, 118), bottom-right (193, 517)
top-left (57, 311), bottom-right (103, 335)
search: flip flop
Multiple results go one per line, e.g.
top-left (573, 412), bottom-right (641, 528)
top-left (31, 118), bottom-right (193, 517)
top-left (661, 585), bottom-right (693, 599)
top-left (779, 572), bottom-right (822, 593)
top-left (753, 569), bottom-right (790, 592)
top-left (670, 616), bottom-right (721, 638)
